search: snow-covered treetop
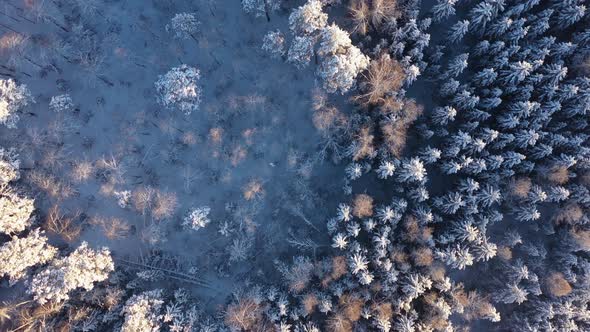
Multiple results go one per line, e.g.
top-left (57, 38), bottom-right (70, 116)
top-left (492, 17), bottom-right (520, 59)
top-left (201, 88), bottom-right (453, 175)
top-left (0, 79), bottom-right (34, 129)
top-left (166, 13), bottom-right (200, 39)
top-left (0, 186), bottom-right (34, 235)
top-left (316, 24), bottom-right (370, 93)
top-left (287, 35), bottom-right (315, 69)
top-left (262, 30), bottom-right (286, 59)
top-left (49, 94), bottom-right (74, 113)
top-left (155, 65), bottom-right (202, 115)
top-left (0, 228), bottom-right (57, 285)
top-left (0, 147), bottom-right (20, 184)
top-left (242, 0), bottom-right (282, 18)
top-left (121, 289), bottom-right (164, 332)
top-left (317, 48), bottom-right (370, 94)
top-left (317, 24), bottom-right (353, 56)
top-left (289, 0), bottom-right (328, 35)
top-left (182, 206), bottom-right (212, 231)
top-left (28, 242), bottom-right (114, 304)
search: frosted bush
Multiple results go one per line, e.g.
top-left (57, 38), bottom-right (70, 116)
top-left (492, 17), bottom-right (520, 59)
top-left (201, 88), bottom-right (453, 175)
top-left (182, 206), bottom-right (211, 231)
top-left (142, 224), bottom-right (167, 245)
top-left (121, 290), bottom-right (164, 332)
top-left (49, 94), bottom-right (74, 112)
top-left (0, 79), bottom-right (34, 128)
top-left (262, 30), bottom-right (286, 59)
top-left (289, 0), bottom-right (328, 35)
top-left (0, 186), bottom-right (34, 235)
top-left (28, 242), bottom-right (114, 304)
top-left (166, 13), bottom-right (200, 39)
top-left (242, 0), bottom-right (281, 18)
top-left (287, 36), bottom-right (315, 69)
top-left (0, 228), bottom-right (57, 285)
top-left (155, 65), bottom-right (202, 115)
top-left (0, 147), bottom-right (20, 184)
top-left (114, 190), bottom-right (131, 208)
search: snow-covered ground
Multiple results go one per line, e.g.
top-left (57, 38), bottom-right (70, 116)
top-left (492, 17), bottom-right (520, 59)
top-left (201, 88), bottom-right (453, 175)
top-left (1, 0), bottom-right (348, 304)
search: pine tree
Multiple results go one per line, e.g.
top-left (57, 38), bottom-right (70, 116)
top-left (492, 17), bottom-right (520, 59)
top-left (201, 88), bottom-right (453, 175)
top-left (501, 61), bottom-right (533, 85)
top-left (444, 53), bottom-right (469, 78)
top-left (376, 160), bottom-right (396, 179)
top-left (431, 0), bottom-right (457, 23)
top-left (555, 3), bottom-right (586, 29)
top-left (397, 158), bottom-right (427, 183)
top-left (288, 0), bottom-right (328, 35)
top-left (472, 68), bottom-right (498, 87)
top-left (469, 2), bottom-right (497, 33)
top-left (495, 284), bottom-right (528, 304)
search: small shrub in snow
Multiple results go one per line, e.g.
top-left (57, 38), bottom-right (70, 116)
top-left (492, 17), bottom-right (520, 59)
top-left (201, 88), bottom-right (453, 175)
top-left (182, 206), bottom-right (211, 231)
top-left (276, 256), bottom-right (314, 293)
top-left (0, 228), bottom-right (57, 285)
top-left (155, 65), bottom-right (202, 115)
top-left (114, 190), bottom-right (131, 208)
top-left (120, 289), bottom-right (164, 332)
top-left (229, 237), bottom-right (252, 262)
top-left (0, 147), bottom-right (20, 184)
top-left (262, 30), bottom-right (286, 59)
top-left (0, 186), bottom-right (34, 235)
top-left (289, 0), bottom-right (328, 35)
top-left (166, 13), bottom-right (200, 39)
top-left (242, 0), bottom-right (281, 18)
top-left (49, 94), bottom-right (74, 112)
top-left (28, 241), bottom-right (114, 304)
top-left (0, 79), bottom-right (34, 128)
